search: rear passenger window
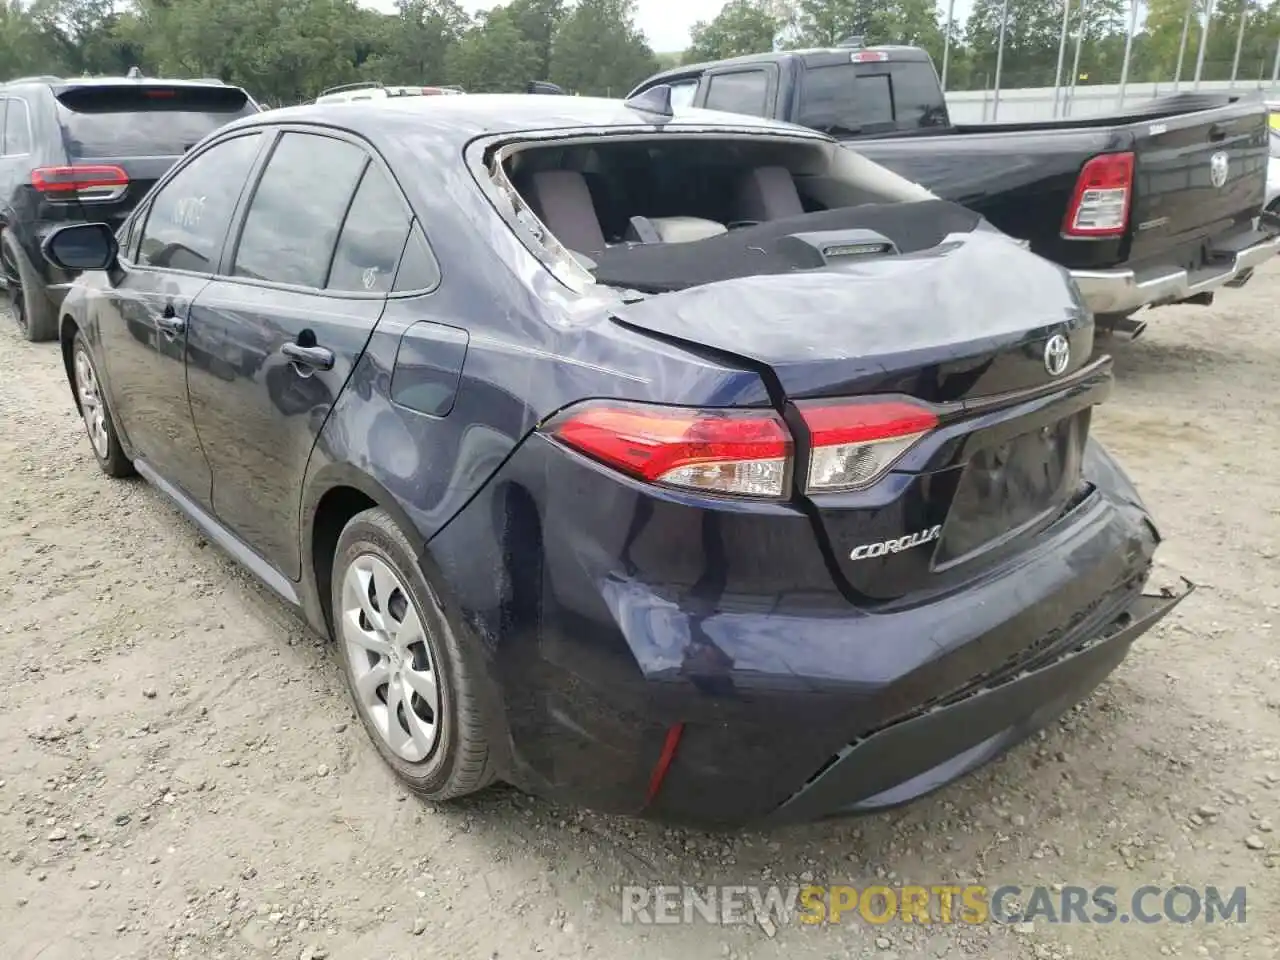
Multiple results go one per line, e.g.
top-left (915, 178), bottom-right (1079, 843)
top-left (327, 165), bottom-right (410, 293)
top-left (392, 228), bottom-right (440, 293)
top-left (136, 133), bottom-right (262, 273)
top-left (233, 132), bottom-right (366, 288)
top-left (3, 99), bottom-right (30, 155)
top-left (704, 71), bottom-right (768, 117)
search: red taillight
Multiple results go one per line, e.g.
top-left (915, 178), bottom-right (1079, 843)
top-left (1063, 152), bottom-right (1133, 238)
top-left (851, 51), bottom-right (890, 62)
top-left (547, 401), bottom-right (793, 499)
top-left (32, 164), bottom-right (129, 195)
top-left (145, 89), bottom-right (177, 99)
top-left (797, 398), bottom-right (939, 493)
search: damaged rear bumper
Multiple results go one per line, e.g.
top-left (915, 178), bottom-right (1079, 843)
top-left (766, 583), bottom-right (1193, 824)
top-left (1069, 228), bottom-right (1280, 315)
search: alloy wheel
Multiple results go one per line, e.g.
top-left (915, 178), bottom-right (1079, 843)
top-left (341, 554), bottom-right (441, 762)
top-left (74, 346), bottom-right (110, 459)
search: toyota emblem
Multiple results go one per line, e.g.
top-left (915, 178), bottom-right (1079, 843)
top-left (1044, 334), bottom-right (1070, 377)
top-left (1210, 150), bottom-right (1229, 189)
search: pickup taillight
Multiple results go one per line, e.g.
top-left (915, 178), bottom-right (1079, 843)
top-left (1063, 152), bottom-right (1133, 238)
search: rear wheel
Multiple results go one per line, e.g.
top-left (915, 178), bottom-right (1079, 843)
top-left (1, 231), bottom-right (58, 342)
top-left (332, 508), bottom-right (495, 800)
top-left (72, 331), bottom-right (134, 478)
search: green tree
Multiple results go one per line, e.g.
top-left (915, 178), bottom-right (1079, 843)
top-left (686, 0), bottom-right (779, 63)
top-left (549, 0), bottom-right (659, 96)
top-left (447, 5), bottom-right (540, 91)
top-left (505, 0), bottom-right (564, 78)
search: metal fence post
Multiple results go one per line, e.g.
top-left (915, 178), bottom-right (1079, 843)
top-left (941, 0), bottom-right (956, 91)
top-left (1193, 0), bottom-right (1214, 90)
top-left (1229, 2), bottom-right (1248, 87)
top-left (992, 0), bottom-right (1011, 120)
top-left (1067, 0), bottom-right (1090, 117)
top-left (1052, 0), bottom-right (1073, 118)
top-left (1174, 0), bottom-right (1193, 91)
top-left (1117, 0), bottom-right (1139, 109)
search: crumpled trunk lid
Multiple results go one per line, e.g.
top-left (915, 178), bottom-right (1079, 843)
top-left (610, 231), bottom-right (1106, 604)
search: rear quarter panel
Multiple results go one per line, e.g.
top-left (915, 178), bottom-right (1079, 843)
top-left (302, 125), bottom-right (771, 554)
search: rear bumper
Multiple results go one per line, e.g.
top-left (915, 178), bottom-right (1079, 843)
top-left (768, 587), bottom-right (1188, 823)
top-left (1070, 228), bottom-right (1280, 315)
top-left (426, 430), bottom-right (1184, 826)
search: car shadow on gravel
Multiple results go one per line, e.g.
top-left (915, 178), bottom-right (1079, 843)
top-left (394, 682), bottom-right (1142, 894)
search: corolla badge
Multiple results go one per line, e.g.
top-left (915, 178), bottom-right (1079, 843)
top-left (1210, 150), bottom-right (1229, 189)
top-left (850, 526), bottom-right (942, 560)
top-left (1043, 334), bottom-right (1070, 377)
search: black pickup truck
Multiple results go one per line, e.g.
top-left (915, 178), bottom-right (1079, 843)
top-left (630, 43), bottom-right (1280, 334)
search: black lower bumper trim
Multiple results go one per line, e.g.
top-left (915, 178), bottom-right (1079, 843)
top-left (768, 587), bottom-right (1190, 823)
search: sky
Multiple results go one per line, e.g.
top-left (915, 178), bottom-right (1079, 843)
top-left (359, 0), bottom-right (977, 56)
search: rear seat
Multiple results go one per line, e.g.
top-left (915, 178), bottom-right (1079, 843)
top-left (734, 166), bottom-right (805, 222)
top-left (518, 170), bottom-right (608, 256)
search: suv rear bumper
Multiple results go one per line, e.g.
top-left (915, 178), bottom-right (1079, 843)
top-left (1070, 226), bottom-right (1280, 315)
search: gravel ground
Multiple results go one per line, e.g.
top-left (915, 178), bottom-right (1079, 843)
top-left (2, 266), bottom-right (1280, 960)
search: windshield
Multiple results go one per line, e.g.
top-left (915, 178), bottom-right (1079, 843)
top-left (795, 62), bottom-right (950, 137)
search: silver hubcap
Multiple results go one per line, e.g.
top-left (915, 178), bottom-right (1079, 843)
top-left (75, 347), bottom-right (109, 459)
top-left (341, 554), bottom-right (441, 762)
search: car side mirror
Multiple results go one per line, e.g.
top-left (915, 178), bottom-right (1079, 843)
top-left (42, 222), bottom-right (119, 272)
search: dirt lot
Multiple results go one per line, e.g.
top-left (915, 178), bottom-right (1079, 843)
top-left (2, 267), bottom-right (1280, 960)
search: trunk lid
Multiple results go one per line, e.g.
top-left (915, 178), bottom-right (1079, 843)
top-left (610, 232), bottom-right (1107, 603)
top-left (1126, 102), bottom-right (1268, 264)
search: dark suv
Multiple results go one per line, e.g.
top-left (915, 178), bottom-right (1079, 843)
top-left (0, 73), bottom-right (259, 341)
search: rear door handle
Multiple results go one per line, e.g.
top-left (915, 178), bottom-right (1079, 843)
top-left (281, 342), bottom-right (335, 371)
top-left (1208, 124), bottom-right (1227, 142)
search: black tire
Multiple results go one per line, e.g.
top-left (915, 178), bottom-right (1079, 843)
top-left (70, 330), bottom-right (135, 478)
top-left (331, 508), bottom-right (495, 800)
top-left (2, 230), bottom-right (58, 342)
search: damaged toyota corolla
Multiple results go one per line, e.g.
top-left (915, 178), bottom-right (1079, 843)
top-left (50, 90), bottom-right (1191, 826)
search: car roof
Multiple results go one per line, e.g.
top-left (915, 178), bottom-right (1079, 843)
top-left (218, 93), bottom-right (829, 146)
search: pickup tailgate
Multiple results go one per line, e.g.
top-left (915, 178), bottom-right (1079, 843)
top-left (1126, 102), bottom-right (1267, 265)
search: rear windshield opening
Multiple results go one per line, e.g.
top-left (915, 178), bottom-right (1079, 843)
top-left (795, 62), bottom-right (950, 137)
top-left (55, 85), bottom-right (257, 159)
top-left (494, 134), bottom-right (944, 293)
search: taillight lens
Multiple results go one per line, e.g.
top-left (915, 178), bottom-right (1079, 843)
top-left (32, 164), bottom-right (129, 201)
top-left (797, 398), bottom-right (938, 493)
top-left (547, 401), bottom-right (793, 499)
top-left (1063, 152), bottom-right (1133, 237)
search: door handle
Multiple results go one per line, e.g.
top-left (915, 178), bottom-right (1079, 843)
top-left (156, 309), bottom-right (185, 336)
top-left (1208, 124), bottom-right (1227, 142)
top-left (281, 342), bottom-right (335, 371)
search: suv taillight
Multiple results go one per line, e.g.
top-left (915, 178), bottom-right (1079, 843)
top-left (545, 397), bottom-right (941, 499)
top-left (32, 164), bottom-right (129, 202)
top-left (1063, 152), bottom-right (1133, 238)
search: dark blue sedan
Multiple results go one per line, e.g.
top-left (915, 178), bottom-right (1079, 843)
top-left (41, 92), bottom-right (1189, 825)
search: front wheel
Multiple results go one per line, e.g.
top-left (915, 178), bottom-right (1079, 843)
top-left (332, 508), bottom-right (495, 801)
top-left (72, 331), bottom-right (134, 478)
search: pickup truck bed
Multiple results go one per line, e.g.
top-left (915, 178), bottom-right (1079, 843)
top-left (630, 46), bottom-right (1280, 327)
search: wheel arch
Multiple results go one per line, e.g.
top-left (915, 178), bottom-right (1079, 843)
top-left (300, 462), bottom-right (428, 641)
top-left (60, 313), bottom-right (80, 412)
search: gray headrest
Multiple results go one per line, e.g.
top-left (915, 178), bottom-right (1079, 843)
top-left (735, 166), bottom-right (805, 222)
top-left (522, 170), bottom-right (607, 255)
